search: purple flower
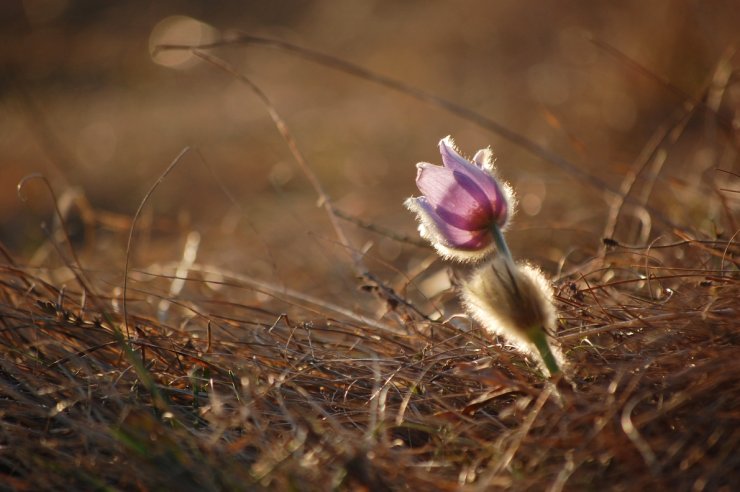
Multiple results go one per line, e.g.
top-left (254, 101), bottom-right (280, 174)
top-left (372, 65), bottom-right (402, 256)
top-left (405, 136), bottom-right (515, 261)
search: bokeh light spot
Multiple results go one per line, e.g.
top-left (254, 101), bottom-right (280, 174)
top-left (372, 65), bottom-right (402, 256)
top-left (522, 193), bottom-right (543, 216)
top-left (149, 16), bottom-right (215, 69)
top-left (517, 176), bottom-right (547, 216)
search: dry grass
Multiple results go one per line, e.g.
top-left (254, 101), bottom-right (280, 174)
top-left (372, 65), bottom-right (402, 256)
top-left (1, 208), bottom-right (738, 491)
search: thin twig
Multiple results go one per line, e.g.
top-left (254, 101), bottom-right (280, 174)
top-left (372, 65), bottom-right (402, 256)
top-left (123, 147), bottom-right (192, 339)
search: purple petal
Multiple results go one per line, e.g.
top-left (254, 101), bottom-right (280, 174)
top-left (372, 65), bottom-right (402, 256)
top-left (416, 163), bottom-right (492, 230)
top-left (438, 137), bottom-right (508, 225)
top-left (409, 197), bottom-right (492, 250)
top-left (472, 148), bottom-right (492, 167)
top-left (439, 136), bottom-right (479, 170)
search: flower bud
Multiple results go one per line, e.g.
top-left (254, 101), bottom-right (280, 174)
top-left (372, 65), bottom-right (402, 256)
top-left (405, 136), bottom-right (515, 262)
top-left (460, 255), bottom-right (562, 376)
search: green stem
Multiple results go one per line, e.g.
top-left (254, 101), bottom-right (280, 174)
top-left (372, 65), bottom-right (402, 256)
top-left (530, 329), bottom-right (560, 376)
top-left (491, 224), bottom-right (512, 261)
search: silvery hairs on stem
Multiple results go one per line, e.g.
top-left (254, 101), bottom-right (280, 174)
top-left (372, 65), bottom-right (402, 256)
top-left (406, 136), bottom-right (562, 376)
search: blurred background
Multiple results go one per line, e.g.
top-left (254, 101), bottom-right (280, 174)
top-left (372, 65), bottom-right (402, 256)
top-left (1, 0), bottom-right (738, 312)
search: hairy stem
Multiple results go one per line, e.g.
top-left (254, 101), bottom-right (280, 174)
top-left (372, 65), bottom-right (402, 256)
top-left (530, 329), bottom-right (560, 376)
top-left (491, 224), bottom-right (513, 261)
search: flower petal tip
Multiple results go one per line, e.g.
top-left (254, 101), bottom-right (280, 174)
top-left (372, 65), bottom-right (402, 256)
top-left (440, 135), bottom-right (454, 146)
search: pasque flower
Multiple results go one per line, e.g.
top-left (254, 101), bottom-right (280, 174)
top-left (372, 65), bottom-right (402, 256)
top-left (406, 136), bottom-right (563, 377)
top-left (460, 255), bottom-right (562, 376)
top-left (405, 136), bottom-right (515, 262)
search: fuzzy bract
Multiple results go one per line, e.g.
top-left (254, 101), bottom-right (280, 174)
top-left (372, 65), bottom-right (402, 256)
top-left (460, 255), bottom-right (562, 376)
